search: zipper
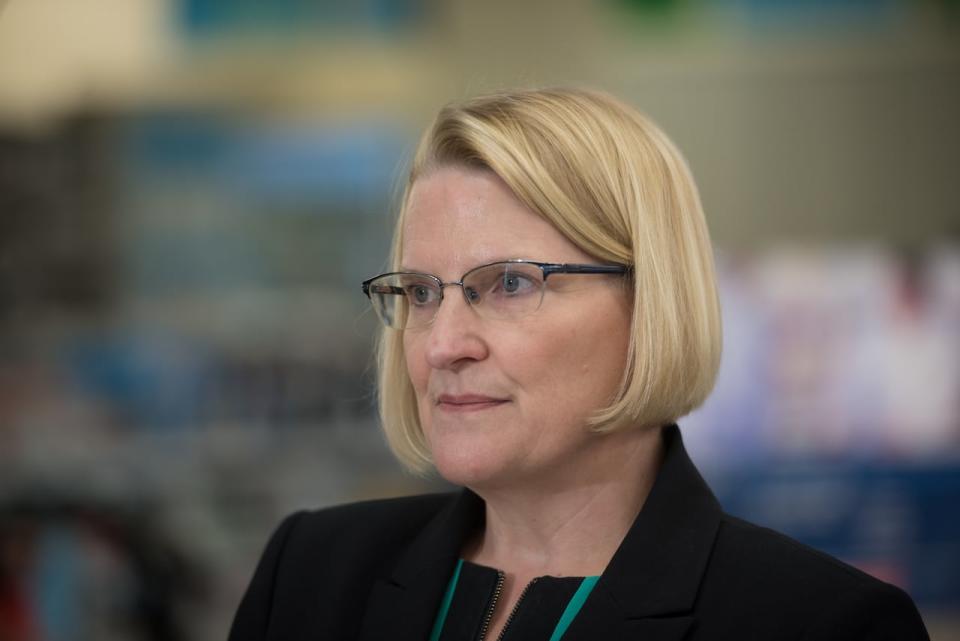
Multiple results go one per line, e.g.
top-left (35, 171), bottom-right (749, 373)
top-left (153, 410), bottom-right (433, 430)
top-left (477, 574), bottom-right (540, 641)
top-left (494, 577), bottom-right (538, 641)
top-left (476, 570), bottom-right (505, 641)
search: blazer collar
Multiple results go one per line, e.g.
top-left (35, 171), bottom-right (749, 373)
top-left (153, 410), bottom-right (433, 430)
top-left (598, 423), bottom-right (722, 617)
top-left (357, 490), bottom-right (484, 641)
top-left (359, 425), bottom-right (721, 641)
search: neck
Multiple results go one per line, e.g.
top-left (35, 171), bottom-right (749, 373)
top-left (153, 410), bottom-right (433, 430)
top-left (464, 425), bottom-right (664, 578)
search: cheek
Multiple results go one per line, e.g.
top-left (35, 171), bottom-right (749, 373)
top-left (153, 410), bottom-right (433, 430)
top-left (402, 335), bottom-right (424, 387)
top-left (508, 327), bottom-right (587, 414)
top-left (527, 311), bottom-right (630, 417)
top-left (402, 336), bottom-right (432, 418)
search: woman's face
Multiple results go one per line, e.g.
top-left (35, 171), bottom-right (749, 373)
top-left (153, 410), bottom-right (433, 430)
top-left (401, 166), bottom-right (633, 490)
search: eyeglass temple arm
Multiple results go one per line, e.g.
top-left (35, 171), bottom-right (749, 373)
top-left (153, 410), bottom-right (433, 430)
top-left (540, 263), bottom-right (629, 278)
top-left (362, 282), bottom-right (406, 298)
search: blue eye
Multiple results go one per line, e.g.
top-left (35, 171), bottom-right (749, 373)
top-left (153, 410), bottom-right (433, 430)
top-left (500, 272), bottom-right (534, 295)
top-left (407, 285), bottom-right (435, 306)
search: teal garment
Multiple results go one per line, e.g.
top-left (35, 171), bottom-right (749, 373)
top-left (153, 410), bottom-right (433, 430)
top-left (428, 559), bottom-right (463, 641)
top-left (549, 576), bottom-right (599, 641)
top-left (429, 560), bottom-right (599, 641)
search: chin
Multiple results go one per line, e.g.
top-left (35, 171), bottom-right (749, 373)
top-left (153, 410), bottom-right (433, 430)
top-left (430, 443), bottom-right (517, 490)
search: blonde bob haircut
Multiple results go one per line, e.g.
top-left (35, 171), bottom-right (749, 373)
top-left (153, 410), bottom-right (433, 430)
top-left (377, 87), bottom-right (721, 474)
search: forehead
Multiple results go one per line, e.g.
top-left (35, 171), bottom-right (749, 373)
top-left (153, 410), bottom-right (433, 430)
top-left (400, 166), bottom-right (587, 274)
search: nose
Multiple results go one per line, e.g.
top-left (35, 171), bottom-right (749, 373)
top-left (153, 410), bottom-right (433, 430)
top-left (423, 286), bottom-right (488, 371)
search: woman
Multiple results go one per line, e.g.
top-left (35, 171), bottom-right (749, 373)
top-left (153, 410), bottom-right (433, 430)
top-left (229, 88), bottom-right (929, 641)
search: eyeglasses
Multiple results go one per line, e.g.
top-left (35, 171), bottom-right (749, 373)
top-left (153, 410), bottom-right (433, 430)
top-left (361, 260), bottom-right (628, 330)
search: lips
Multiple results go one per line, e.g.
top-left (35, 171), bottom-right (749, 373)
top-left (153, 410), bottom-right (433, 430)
top-left (436, 394), bottom-right (510, 411)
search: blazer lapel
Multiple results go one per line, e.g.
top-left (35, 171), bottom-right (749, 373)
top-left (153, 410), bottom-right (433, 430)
top-left (561, 425), bottom-right (722, 641)
top-left (357, 490), bottom-right (484, 641)
top-left (560, 587), bottom-right (696, 641)
top-left (359, 425), bottom-right (719, 641)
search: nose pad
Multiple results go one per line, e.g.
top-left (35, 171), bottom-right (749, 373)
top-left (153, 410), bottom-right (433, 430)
top-left (437, 281), bottom-right (479, 312)
top-left (462, 285), bottom-right (481, 305)
top-left (434, 281), bottom-right (476, 324)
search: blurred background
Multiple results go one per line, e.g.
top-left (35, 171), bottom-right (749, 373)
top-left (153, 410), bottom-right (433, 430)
top-left (0, 0), bottom-right (958, 639)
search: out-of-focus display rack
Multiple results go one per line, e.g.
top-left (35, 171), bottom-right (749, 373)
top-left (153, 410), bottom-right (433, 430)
top-left (1, 0), bottom-right (958, 639)
top-left (1, 101), bottom-right (957, 641)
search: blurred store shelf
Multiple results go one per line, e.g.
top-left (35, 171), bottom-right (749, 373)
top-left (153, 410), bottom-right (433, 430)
top-left (1, 1), bottom-right (958, 639)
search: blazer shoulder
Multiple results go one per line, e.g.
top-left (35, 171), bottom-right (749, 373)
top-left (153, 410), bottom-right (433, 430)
top-left (298, 492), bottom-right (455, 530)
top-left (799, 570), bottom-right (930, 641)
top-left (228, 492), bottom-right (458, 641)
top-left (716, 514), bottom-right (899, 591)
top-left (699, 514), bottom-right (929, 640)
top-left (284, 492), bottom-right (457, 555)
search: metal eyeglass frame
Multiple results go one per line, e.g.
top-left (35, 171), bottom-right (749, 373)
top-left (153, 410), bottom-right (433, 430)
top-left (361, 259), bottom-right (629, 328)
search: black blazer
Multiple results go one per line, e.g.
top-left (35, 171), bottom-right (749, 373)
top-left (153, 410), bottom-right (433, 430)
top-left (229, 426), bottom-right (929, 641)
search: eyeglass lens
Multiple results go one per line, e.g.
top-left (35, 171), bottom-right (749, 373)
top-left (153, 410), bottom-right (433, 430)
top-left (368, 262), bottom-right (547, 329)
